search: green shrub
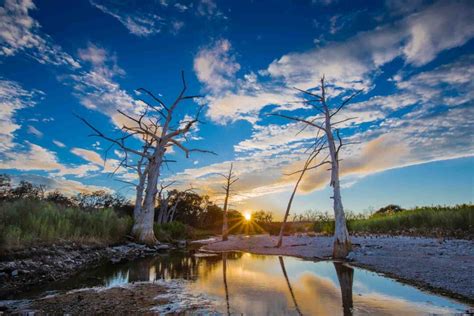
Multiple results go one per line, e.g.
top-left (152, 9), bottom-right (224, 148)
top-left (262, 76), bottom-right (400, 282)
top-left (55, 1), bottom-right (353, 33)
top-left (0, 199), bottom-right (132, 250)
top-left (154, 221), bottom-right (191, 241)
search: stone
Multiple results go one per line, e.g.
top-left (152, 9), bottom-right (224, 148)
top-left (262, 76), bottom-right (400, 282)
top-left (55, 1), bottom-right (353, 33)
top-left (346, 251), bottom-right (356, 261)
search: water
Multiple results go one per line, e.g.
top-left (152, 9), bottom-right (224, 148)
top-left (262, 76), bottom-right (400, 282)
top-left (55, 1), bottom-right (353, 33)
top-left (13, 251), bottom-right (472, 315)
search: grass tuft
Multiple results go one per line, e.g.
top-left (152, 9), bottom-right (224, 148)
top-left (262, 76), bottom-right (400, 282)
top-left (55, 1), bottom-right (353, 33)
top-left (0, 199), bottom-right (132, 250)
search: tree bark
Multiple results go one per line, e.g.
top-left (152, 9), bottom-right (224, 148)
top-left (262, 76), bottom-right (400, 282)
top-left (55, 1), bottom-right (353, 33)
top-left (221, 163), bottom-right (237, 242)
top-left (132, 155), bottom-right (162, 244)
top-left (133, 176), bottom-right (145, 221)
top-left (323, 84), bottom-right (351, 259)
top-left (222, 185), bottom-right (229, 241)
top-left (169, 196), bottom-right (181, 222)
top-left (277, 174), bottom-right (303, 248)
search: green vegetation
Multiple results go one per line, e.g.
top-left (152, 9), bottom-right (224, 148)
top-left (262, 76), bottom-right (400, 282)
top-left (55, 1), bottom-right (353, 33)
top-left (154, 221), bottom-right (189, 241)
top-left (312, 204), bottom-right (474, 238)
top-left (0, 199), bottom-right (132, 250)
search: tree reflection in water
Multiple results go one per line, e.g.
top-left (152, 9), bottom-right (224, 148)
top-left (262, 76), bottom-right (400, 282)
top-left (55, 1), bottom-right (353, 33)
top-left (279, 256), bottom-right (303, 316)
top-left (222, 252), bottom-right (231, 316)
top-left (333, 262), bottom-right (354, 316)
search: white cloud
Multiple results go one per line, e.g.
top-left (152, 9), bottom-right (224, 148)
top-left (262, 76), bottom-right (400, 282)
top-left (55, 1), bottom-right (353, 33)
top-left (71, 147), bottom-right (104, 166)
top-left (195, 0), bottom-right (474, 126)
top-left (90, 0), bottom-right (164, 37)
top-left (0, 78), bottom-right (41, 150)
top-left (27, 125), bottom-right (42, 137)
top-left (174, 3), bottom-right (188, 12)
top-left (69, 43), bottom-right (144, 127)
top-left (10, 173), bottom-right (113, 195)
top-left (0, 142), bottom-right (100, 178)
top-left (402, 1), bottom-right (474, 66)
top-left (196, 0), bottom-right (226, 19)
top-left (171, 20), bottom-right (185, 34)
top-left (52, 140), bottom-right (66, 148)
top-left (0, 0), bottom-right (80, 67)
top-left (70, 147), bottom-right (134, 176)
top-left (267, 0), bottom-right (474, 89)
top-left (194, 39), bottom-right (240, 94)
top-left (385, 0), bottom-right (426, 16)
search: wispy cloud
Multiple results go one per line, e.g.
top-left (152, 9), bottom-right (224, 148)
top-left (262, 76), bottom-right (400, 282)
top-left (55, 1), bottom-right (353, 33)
top-left (90, 0), bottom-right (164, 37)
top-left (10, 173), bottom-right (112, 195)
top-left (0, 142), bottom-right (100, 178)
top-left (0, 0), bottom-right (80, 67)
top-left (52, 140), bottom-right (66, 148)
top-left (0, 78), bottom-right (43, 150)
top-left (194, 39), bottom-right (240, 94)
top-left (267, 0), bottom-right (474, 88)
top-left (68, 43), bottom-right (144, 128)
top-left (27, 125), bottom-right (43, 138)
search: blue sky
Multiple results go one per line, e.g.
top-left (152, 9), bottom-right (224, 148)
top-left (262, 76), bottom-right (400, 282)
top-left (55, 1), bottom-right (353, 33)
top-left (0, 0), bottom-right (473, 218)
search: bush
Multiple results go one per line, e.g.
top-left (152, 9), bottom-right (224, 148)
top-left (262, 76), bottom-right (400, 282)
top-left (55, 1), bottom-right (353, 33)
top-left (0, 199), bottom-right (132, 250)
top-left (311, 204), bottom-right (474, 238)
top-left (348, 204), bottom-right (473, 237)
top-left (154, 221), bottom-right (191, 241)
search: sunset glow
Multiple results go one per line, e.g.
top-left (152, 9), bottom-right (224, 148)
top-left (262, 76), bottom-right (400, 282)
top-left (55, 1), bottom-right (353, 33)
top-left (244, 212), bottom-right (251, 221)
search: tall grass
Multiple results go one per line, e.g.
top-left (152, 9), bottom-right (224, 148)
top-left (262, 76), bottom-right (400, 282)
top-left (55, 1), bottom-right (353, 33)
top-left (0, 199), bottom-right (132, 250)
top-left (313, 204), bottom-right (474, 238)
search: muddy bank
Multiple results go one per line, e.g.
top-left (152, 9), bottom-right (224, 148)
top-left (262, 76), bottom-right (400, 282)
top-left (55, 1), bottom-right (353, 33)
top-left (201, 235), bottom-right (474, 303)
top-left (1, 281), bottom-right (217, 315)
top-left (0, 242), bottom-right (171, 299)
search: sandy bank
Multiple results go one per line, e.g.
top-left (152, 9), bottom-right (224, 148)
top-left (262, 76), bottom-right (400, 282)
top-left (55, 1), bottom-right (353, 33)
top-left (201, 234), bottom-right (474, 302)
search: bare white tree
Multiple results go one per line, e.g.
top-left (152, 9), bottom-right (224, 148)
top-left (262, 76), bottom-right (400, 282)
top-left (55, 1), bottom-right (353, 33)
top-left (217, 163), bottom-right (239, 241)
top-left (156, 181), bottom-right (175, 224)
top-left (78, 72), bottom-right (215, 245)
top-left (156, 185), bottom-right (194, 224)
top-left (271, 76), bottom-right (362, 258)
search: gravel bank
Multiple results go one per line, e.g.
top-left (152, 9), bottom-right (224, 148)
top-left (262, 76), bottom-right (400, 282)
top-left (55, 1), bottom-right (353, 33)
top-left (201, 234), bottom-right (474, 302)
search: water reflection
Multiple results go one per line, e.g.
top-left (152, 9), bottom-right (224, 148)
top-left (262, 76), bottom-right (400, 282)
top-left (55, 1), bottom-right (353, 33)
top-left (222, 253), bottom-right (230, 316)
top-left (334, 263), bottom-right (354, 316)
top-left (19, 251), bottom-right (470, 315)
top-left (279, 256), bottom-right (303, 316)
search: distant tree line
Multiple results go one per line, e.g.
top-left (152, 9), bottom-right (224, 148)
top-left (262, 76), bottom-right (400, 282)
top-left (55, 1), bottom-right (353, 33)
top-left (0, 174), bottom-right (236, 231)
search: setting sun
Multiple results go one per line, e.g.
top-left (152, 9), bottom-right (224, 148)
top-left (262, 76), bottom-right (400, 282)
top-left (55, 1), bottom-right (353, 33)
top-left (244, 212), bottom-right (252, 221)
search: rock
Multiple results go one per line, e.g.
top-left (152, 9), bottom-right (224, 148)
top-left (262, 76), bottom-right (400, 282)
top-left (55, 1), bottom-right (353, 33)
top-left (154, 244), bottom-right (170, 251)
top-left (11, 270), bottom-right (19, 277)
top-left (346, 251), bottom-right (356, 261)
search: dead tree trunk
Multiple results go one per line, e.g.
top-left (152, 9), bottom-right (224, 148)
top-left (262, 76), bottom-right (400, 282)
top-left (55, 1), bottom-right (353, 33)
top-left (276, 139), bottom-right (327, 248)
top-left (134, 157), bottom-right (162, 244)
top-left (270, 76), bottom-right (362, 258)
top-left (168, 197), bottom-right (181, 222)
top-left (320, 78), bottom-right (353, 258)
top-left (78, 72), bottom-right (215, 245)
top-left (219, 163), bottom-right (239, 241)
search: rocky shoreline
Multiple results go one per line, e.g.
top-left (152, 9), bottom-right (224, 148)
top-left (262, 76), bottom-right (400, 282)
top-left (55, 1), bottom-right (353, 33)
top-left (0, 241), bottom-right (171, 300)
